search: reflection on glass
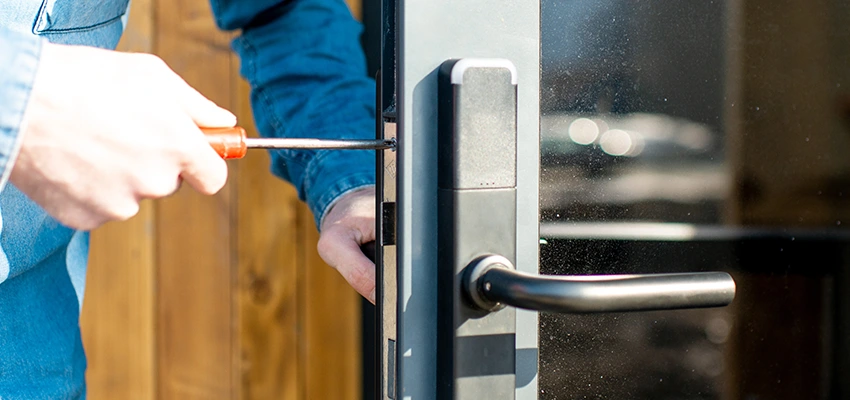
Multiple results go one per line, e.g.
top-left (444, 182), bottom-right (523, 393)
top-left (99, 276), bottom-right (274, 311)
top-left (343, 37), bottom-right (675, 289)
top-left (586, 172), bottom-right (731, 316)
top-left (538, 0), bottom-right (850, 399)
top-left (540, 0), bottom-right (725, 224)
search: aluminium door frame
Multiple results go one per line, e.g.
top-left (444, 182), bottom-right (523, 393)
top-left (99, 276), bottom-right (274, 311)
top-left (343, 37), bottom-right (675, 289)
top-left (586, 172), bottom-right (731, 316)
top-left (391, 1), bottom-right (541, 398)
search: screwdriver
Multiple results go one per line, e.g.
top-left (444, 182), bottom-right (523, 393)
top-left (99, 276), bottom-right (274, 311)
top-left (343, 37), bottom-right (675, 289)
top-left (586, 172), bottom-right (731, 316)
top-left (202, 127), bottom-right (396, 159)
top-left (203, 127), bottom-right (382, 263)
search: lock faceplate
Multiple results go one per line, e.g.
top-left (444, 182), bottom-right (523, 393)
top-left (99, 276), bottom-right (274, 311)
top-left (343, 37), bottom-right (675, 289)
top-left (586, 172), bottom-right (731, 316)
top-left (437, 59), bottom-right (519, 400)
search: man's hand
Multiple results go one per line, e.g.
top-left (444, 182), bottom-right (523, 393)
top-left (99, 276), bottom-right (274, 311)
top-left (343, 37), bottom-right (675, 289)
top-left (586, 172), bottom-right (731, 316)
top-left (11, 42), bottom-right (233, 230)
top-left (318, 187), bottom-right (376, 303)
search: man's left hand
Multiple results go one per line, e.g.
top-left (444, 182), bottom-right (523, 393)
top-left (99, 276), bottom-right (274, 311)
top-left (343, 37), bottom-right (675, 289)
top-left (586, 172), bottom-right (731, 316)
top-left (317, 187), bottom-right (376, 304)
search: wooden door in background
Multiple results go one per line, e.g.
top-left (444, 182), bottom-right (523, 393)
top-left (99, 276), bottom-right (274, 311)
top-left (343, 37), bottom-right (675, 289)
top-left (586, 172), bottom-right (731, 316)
top-left (79, 1), bottom-right (364, 399)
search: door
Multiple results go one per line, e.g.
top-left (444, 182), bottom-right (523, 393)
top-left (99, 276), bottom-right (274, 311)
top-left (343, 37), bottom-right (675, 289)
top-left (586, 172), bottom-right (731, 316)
top-left (375, 1), bottom-right (543, 398)
top-left (537, 1), bottom-right (850, 398)
top-left (374, 0), bottom-right (850, 399)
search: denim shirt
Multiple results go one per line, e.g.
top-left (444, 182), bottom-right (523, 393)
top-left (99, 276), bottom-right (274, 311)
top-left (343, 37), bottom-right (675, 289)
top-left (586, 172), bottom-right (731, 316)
top-left (0, 1), bottom-right (375, 398)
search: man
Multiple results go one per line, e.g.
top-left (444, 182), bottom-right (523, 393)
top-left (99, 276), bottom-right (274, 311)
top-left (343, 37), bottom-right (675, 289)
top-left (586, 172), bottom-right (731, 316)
top-left (0, 0), bottom-right (376, 397)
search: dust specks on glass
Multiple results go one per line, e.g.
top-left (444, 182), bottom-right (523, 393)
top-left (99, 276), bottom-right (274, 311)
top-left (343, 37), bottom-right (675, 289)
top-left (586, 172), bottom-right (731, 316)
top-left (540, 0), bottom-right (725, 225)
top-left (539, 0), bottom-right (850, 399)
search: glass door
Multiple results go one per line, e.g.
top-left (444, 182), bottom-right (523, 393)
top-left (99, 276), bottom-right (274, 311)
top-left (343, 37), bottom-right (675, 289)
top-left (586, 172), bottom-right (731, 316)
top-left (375, 0), bottom-right (850, 399)
top-left (538, 0), bottom-right (850, 399)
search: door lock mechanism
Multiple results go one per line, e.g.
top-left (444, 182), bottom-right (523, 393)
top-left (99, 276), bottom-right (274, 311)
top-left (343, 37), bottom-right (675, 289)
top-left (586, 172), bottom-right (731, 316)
top-left (436, 58), bottom-right (736, 400)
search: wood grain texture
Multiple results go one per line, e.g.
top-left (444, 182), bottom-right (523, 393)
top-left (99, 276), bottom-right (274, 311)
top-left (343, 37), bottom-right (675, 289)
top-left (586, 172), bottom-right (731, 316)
top-left (234, 75), bottom-right (302, 400)
top-left (153, 0), bottom-right (236, 398)
top-left (81, 0), bottom-right (157, 398)
top-left (82, 203), bottom-right (157, 400)
top-left (347, 0), bottom-right (363, 20)
top-left (117, 0), bottom-right (155, 52)
top-left (300, 202), bottom-right (362, 400)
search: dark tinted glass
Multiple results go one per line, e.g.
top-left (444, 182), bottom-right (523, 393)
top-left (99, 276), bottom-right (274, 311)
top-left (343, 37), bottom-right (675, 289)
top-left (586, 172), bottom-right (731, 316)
top-left (540, 1), bottom-right (850, 398)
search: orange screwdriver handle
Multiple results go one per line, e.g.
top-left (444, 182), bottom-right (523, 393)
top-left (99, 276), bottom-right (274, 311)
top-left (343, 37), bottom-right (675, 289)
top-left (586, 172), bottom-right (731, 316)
top-left (202, 127), bottom-right (248, 159)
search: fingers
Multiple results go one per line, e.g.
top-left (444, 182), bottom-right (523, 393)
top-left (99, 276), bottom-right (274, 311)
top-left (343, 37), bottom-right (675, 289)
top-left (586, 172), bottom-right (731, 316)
top-left (318, 227), bottom-right (377, 303)
top-left (129, 55), bottom-right (233, 194)
top-left (15, 47), bottom-right (233, 231)
top-left (163, 71), bottom-right (232, 194)
top-left (137, 53), bottom-right (235, 128)
top-left (178, 128), bottom-right (229, 195)
top-left (171, 74), bottom-right (236, 129)
top-left (316, 187), bottom-right (378, 302)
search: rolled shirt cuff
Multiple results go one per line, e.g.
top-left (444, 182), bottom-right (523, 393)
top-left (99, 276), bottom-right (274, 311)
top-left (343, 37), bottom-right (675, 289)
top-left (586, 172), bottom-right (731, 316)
top-left (0, 29), bottom-right (42, 190)
top-left (302, 148), bottom-right (375, 229)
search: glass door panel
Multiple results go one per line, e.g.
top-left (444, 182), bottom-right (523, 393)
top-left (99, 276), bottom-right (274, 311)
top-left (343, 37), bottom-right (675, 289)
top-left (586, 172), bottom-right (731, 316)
top-left (539, 1), bottom-right (850, 399)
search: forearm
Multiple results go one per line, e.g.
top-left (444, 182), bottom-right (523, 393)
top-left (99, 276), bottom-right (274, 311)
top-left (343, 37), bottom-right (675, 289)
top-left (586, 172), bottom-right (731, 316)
top-left (0, 28), bottom-right (42, 190)
top-left (212, 0), bottom-right (376, 227)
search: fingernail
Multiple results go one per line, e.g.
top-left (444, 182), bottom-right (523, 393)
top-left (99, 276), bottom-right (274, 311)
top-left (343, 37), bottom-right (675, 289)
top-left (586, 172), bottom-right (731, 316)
top-left (369, 288), bottom-right (376, 304)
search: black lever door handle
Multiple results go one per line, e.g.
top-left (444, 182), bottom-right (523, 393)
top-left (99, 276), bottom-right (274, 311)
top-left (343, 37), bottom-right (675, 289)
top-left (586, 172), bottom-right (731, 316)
top-left (464, 255), bottom-right (736, 313)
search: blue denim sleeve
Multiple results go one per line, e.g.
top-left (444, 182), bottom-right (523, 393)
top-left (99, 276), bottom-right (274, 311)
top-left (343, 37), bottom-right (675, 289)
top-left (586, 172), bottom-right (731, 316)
top-left (0, 28), bottom-right (41, 191)
top-left (210, 0), bottom-right (376, 228)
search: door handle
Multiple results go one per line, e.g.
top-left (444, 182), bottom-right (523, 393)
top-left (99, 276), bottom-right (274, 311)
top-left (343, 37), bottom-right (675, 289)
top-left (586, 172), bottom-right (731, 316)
top-left (435, 58), bottom-right (737, 399)
top-left (463, 255), bottom-right (735, 313)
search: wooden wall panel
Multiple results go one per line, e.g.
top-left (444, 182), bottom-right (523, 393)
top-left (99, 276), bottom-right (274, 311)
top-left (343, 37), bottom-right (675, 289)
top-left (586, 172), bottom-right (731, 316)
top-left (348, 0), bottom-right (363, 20)
top-left (154, 0), bottom-right (236, 398)
top-left (82, 202), bottom-right (157, 400)
top-left (81, 0), bottom-right (157, 398)
top-left (234, 77), bottom-right (301, 400)
top-left (301, 203), bottom-right (362, 400)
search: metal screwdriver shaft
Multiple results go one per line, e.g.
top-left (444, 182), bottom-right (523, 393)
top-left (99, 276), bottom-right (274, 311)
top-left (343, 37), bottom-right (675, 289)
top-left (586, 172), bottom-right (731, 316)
top-left (244, 137), bottom-right (395, 150)
top-left (203, 127), bottom-right (395, 159)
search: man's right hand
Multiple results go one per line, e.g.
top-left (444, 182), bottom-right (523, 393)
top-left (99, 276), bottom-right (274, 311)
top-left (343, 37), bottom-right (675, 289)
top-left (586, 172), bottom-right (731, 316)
top-left (10, 42), bottom-right (233, 230)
